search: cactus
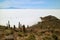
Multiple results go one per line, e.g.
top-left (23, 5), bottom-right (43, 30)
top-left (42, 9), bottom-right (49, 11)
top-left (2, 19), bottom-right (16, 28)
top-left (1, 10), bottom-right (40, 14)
top-left (18, 22), bottom-right (21, 28)
top-left (7, 21), bottom-right (10, 28)
top-left (13, 25), bottom-right (16, 30)
top-left (22, 25), bottom-right (26, 33)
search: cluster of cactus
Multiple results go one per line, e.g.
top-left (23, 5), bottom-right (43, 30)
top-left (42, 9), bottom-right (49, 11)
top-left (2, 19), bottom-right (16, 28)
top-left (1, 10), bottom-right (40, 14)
top-left (7, 21), bottom-right (26, 32)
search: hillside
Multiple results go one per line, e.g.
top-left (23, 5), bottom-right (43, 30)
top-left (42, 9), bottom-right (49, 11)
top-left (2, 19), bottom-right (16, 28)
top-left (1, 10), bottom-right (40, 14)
top-left (31, 15), bottom-right (60, 30)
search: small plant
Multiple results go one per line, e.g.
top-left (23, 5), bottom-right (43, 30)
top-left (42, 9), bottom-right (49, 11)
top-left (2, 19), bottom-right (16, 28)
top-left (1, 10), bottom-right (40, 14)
top-left (5, 29), bottom-right (13, 35)
top-left (52, 34), bottom-right (58, 40)
top-left (26, 34), bottom-right (36, 40)
top-left (43, 37), bottom-right (53, 40)
top-left (18, 32), bottom-right (23, 37)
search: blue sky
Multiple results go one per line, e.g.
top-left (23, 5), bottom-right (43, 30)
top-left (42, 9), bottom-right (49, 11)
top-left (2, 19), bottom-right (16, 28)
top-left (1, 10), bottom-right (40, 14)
top-left (0, 0), bottom-right (60, 9)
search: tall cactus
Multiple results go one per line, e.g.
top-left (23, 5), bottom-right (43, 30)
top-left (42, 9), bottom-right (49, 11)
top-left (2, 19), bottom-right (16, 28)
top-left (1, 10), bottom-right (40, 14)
top-left (14, 25), bottom-right (16, 30)
top-left (18, 22), bottom-right (21, 28)
top-left (7, 21), bottom-right (10, 28)
top-left (22, 25), bottom-right (26, 33)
